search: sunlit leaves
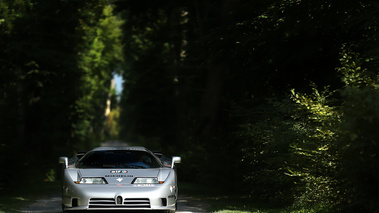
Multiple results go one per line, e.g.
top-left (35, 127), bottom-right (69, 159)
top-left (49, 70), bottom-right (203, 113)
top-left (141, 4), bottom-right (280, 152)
top-left (337, 45), bottom-right (375, 87)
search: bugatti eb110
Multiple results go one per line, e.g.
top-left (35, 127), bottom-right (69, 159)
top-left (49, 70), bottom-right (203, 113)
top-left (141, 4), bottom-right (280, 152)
top-left (59, 146), bottom-right (181, 212)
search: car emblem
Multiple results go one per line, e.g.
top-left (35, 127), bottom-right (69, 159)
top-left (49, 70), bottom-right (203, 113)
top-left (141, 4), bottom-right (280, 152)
top-left (110, 170), bottom-right (128, 173)
top-left (116, 178), bottom-right (123, 182)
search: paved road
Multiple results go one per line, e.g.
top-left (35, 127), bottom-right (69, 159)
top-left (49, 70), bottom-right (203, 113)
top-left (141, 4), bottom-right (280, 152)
top-left (21, 194), bottom-right (209, 213)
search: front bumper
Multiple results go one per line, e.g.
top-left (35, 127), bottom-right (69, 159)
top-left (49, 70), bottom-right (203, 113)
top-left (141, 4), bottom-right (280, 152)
top-left (62, 183), bottom-right (177, 211)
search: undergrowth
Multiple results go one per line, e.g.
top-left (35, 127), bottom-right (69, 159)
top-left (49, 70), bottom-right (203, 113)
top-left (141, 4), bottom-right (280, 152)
top-left (0, 181), bottom-right (60, 213)
top-left (179, 182), bottom-right (330, 213)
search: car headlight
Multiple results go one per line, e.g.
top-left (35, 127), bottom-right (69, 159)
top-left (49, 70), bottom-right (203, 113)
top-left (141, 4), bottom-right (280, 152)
top-left (76, 177), bottom-right (107, 184)
top-left (132, 177), bottom-right (163, 184)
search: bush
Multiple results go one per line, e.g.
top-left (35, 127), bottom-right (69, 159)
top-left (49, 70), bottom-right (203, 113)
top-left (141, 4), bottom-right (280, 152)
top-left (336, 86), bottom-right (379, 212)
top-left (238, 98), bottom-right (303, 206)
top-left (238, 86), bottom-right (341, 208)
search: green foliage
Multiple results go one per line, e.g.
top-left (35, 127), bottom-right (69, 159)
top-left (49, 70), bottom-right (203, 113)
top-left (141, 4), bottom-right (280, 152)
top-left (289, 86), bottom-right (341, 208)
top-left (333, 47), bottom-right (379, 211)
top-left (237, 87), bottom-right (341, 207)
top-left (237, 44), bottom-right (379, 211)
top-left (337, 45), bottom-right (374, 87)
top-left (75, 4), bottom-right (123, 147)
top-left (0, 0), bottom-right (377, 212)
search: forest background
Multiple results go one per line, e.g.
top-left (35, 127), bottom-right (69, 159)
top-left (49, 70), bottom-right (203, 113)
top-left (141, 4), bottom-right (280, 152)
top-left (1, 0), bottom-right (379, 212)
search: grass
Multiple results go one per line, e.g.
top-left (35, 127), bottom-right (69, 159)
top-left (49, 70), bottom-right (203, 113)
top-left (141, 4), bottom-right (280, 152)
top-left (0, 181), bottom-right (60, 213)
top-left (179, 182), bottom-right (326, 213)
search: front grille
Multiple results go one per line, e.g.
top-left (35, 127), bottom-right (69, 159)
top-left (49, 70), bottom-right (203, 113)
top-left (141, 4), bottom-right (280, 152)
top-left (124, 198), bottom-right (150, 208)
top-left (89, 198), bottom-right (115, 208)
top-left (89, 198), bottom-right (150, 209)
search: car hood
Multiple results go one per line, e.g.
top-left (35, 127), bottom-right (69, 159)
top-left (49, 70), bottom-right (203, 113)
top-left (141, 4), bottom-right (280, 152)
top-left (69, 168), bottom-right (170, 184)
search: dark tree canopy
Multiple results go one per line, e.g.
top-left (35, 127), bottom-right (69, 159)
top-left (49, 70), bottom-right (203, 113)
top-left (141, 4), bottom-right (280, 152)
top-left (0, 0), bottom-right (123, 187)
top-left (1, 0), bottom-right (379, 211)
top-left (114, 0), bottom-right (379, 211)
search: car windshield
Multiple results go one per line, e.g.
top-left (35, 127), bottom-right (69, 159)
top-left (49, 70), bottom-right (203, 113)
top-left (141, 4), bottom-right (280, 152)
top-left (76, 150), bottom-right (162, 169)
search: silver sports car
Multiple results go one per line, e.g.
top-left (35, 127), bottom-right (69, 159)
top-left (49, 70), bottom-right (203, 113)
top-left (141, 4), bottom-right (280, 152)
top-left (59, 146), bottom-right (181, 212)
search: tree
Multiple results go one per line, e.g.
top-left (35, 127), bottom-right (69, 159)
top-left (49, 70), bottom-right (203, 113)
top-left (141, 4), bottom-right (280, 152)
top-left (0, 0), bottom-right (123, 187)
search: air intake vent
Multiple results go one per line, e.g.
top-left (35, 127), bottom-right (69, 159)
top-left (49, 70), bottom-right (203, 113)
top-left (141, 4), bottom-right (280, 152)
top-left (72, 198), bottom-right (78, 207)
top-left (124, 198), bottom-right (150, 208)
top-left (89, 198), bottom-right (115, 208)
top-left (88, 198), bottom-right (150, 209)
top-left (161, 198), bottom-right (167, 206)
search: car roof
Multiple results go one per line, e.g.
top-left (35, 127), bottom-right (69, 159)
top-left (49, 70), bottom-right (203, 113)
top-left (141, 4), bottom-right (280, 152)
top-left (91, 146), bottom-right (151, 152)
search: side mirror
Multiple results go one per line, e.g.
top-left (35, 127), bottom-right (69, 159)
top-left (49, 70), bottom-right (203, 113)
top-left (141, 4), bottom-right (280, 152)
top-left (59, 157), bottom-right (68, 169)
top-left (171, 156), bottom-right (181, 168)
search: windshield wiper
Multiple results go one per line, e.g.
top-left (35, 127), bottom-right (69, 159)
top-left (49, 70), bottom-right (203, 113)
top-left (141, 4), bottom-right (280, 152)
top-left (102, 163), bottom-right (125, 168)
top-left (102, 164), bottom-right (116, 168)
